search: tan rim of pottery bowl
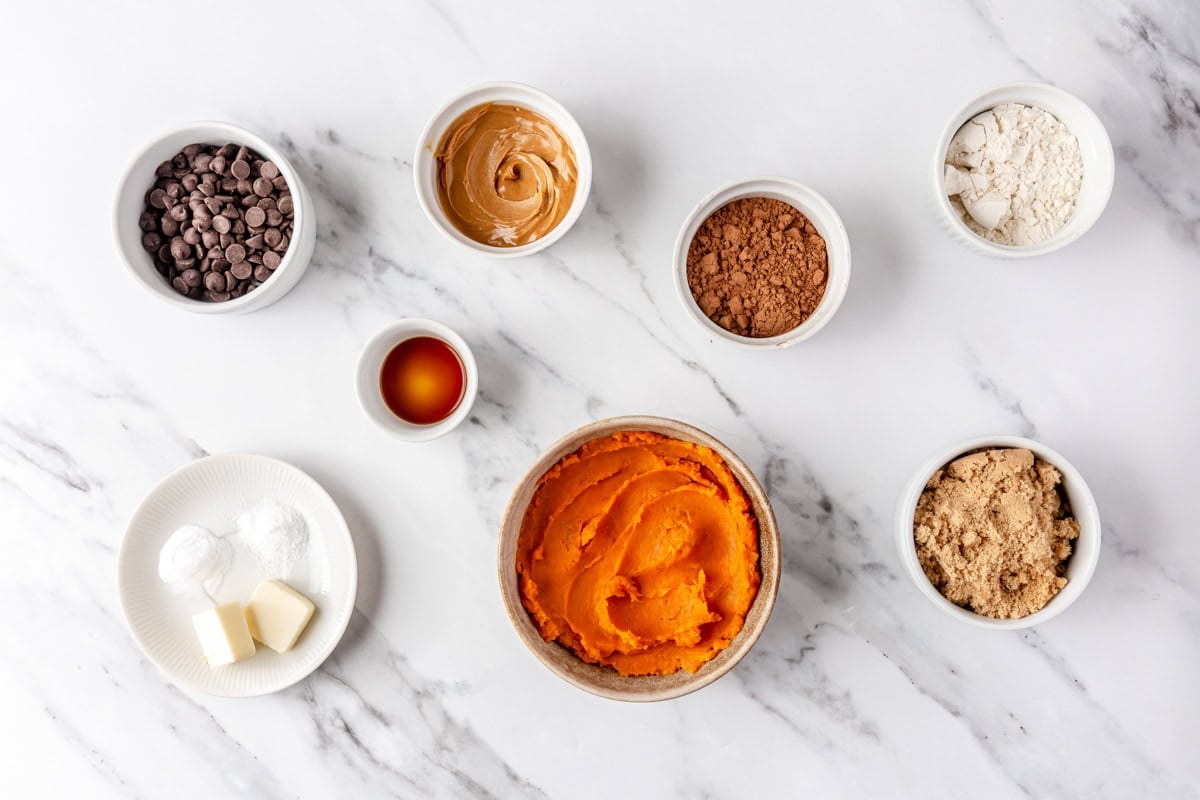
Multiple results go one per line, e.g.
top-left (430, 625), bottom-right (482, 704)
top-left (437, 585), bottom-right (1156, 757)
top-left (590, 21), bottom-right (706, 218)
top-left (497, 415), bottom-right (781, 702)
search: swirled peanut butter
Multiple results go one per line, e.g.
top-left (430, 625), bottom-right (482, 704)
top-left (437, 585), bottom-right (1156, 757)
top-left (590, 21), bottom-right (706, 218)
top-left (435, 102), bottom-right (577, 247)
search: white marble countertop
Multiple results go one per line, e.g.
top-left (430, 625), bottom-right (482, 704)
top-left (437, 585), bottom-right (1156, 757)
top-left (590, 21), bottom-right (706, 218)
top-left (2, 0), bottom-right (1197, 797)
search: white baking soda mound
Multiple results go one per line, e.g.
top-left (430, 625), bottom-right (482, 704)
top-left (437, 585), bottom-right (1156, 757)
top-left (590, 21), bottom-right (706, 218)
top-left (158, 524), bottom-right (234, 591)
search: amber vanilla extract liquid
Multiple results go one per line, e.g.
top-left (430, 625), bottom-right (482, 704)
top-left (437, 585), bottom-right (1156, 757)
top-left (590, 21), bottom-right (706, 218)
top-left (379, 336), bottom-right (466, 425)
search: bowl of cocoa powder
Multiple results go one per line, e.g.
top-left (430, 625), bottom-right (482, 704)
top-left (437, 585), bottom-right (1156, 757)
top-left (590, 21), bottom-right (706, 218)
top-left (894, 436), bottom-right (1101, 629)
top-left (673, 177), bottom-right (850, 348)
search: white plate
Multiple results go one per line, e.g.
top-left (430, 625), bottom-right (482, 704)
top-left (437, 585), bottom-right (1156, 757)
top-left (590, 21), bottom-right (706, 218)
top-left (118, 453), bottom-right (357, 697)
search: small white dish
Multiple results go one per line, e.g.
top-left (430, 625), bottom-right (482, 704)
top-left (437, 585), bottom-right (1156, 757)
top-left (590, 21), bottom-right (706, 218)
top-left (113, 121), bottom-right (316, 314)
top-left (673, 177), bottom-right (851, 349)
top-left (413, 82), bottom-right (592, 258)
top-left (355, 318), bottom-right (479, 441)
top-left (932, 82), bottom-right (1114, 258)
top-left (895, 435), bottom-right (1101, 629)
top-left (117, 453), bottom-right (358, 697)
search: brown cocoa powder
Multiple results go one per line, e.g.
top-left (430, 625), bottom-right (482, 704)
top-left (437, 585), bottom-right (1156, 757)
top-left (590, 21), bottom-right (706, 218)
top-left (686, 197), bottom-right (828, 338)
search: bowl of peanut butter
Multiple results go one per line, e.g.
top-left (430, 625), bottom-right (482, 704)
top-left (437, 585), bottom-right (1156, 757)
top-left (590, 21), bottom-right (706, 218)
top-left (414, 82), bottom-right (591, 257)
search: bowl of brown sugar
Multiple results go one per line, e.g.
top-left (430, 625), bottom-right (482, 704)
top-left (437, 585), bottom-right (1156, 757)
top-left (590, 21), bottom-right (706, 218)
top-left (673, 177), bottom-right (850, 348)
top-left (895, 436), bottom-right (1101, 629)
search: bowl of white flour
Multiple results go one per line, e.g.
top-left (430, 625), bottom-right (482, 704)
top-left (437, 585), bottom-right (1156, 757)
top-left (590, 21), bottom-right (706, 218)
top-left (933, 82), bottom-right (1113, 258)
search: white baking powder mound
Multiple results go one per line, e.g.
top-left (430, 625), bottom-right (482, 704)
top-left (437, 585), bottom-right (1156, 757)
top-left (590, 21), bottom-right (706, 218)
top-left (235, 499), bottom-right (309, 579)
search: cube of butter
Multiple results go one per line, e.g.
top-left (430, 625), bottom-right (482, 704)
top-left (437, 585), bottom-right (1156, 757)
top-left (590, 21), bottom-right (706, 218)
top-left (245, 579), bottom-right (315, 654)
top-left (192, 602), bottom-right (256, 667)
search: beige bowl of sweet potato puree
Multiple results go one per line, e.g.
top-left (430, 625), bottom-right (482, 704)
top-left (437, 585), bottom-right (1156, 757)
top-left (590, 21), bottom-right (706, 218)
top-left (497, 415), bottom-right (780, 702)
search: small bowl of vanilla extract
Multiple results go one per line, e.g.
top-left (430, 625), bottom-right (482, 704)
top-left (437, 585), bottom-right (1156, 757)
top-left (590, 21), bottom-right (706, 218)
top-left (356, 319), bottom-right (478, 441)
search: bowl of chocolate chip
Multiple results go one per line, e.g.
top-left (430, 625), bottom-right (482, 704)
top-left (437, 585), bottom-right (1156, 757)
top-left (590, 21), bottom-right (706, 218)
top-left (114, 121), bottom-right (315, 313)
top-left (673, 177), bottom-right (851, 348)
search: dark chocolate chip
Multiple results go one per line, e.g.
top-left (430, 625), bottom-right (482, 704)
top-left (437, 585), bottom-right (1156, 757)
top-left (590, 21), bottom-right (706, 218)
top-left (170, 236), bottom-right (190, 261)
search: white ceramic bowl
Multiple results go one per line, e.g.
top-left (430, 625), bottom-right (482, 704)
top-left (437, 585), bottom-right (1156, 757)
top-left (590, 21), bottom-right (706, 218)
top-left (355, 319), bottom-right (479, 441)
top-left (413, 82), bottom-right (592, 258)
top-left (933, 82), bottom-right (1114, 258)
top-left (895, 435), bottom-right (1101, 629)
top-left (114, 121), bottom-right (316, 314)
top-left (673, 177), bottom-right (851, 349)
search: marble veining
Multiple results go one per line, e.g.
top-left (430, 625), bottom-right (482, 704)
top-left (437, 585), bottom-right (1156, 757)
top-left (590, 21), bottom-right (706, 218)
top-left (1, 0), bottom-right (1197, 798)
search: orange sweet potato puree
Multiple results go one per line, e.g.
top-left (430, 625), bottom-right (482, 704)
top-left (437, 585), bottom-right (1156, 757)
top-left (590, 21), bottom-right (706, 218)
top-left (516, 431), bottom-right (760, 676)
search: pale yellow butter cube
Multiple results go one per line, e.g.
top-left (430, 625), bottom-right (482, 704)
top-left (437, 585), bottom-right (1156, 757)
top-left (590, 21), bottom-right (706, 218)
top-left (192, 602), bottom-right (256, 667)
top-left (245, 579), bottom-right (315, 654)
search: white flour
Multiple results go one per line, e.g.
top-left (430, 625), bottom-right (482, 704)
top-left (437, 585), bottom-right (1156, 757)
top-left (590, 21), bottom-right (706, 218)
top-left (944, 103), bottom-right (1083, 247)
